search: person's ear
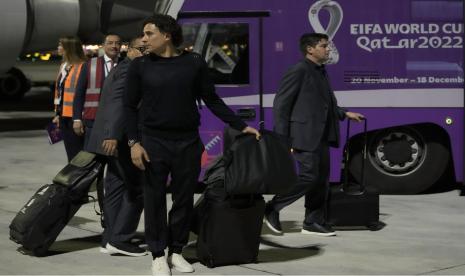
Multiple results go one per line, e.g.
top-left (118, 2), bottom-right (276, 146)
top-left (306, 45), bottom-right (313, 55)
top-left (164, 32), bottom-right (172, 43)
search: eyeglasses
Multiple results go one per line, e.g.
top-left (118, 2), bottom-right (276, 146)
top-left (131, 46), bottom-right (146, 52)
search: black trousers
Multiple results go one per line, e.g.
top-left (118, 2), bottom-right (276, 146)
top-left (60, 117), bottom-right (84, 162)
top-left (268, 141), bottom-right (330, 225)
top-left (101, 154), bottom-right (144, 246)
top-left (142, 135), bottom-right (203, 255)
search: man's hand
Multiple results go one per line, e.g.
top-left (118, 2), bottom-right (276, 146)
top-left (346, 111), bottom-right (365, 122)
top-left (102, 139), bottom-right (118, 156)
top-left (242, 126), bottom-right (261, 140)
top-left (73, 120), bottom-right (85, 136)
top-left (130, 143), bottom-right (150, 170)
top-left (52, 115), bottom-right (60, 128)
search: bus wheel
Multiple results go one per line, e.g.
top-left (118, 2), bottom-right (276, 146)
top-left (348, 123), bottom-right (452, 194)
top-left (0, 68), bottom-right (31, 100)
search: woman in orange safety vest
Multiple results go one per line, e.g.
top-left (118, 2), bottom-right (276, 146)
top-left (52, 36), bottom-right (87, 161)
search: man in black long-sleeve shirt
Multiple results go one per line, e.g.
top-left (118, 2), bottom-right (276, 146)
top-left (123, 14), bottom-right (260, 276)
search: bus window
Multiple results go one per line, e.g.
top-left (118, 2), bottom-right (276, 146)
top-left (181, 23), bottom-right (249, 85)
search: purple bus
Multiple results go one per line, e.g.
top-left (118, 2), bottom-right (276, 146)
top-left (2, 0), bottom-right (460, 194)
top-left (174, 0), bottom-right (463, 194)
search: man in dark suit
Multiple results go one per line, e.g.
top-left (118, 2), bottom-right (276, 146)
top-left (86, 36), bottom-right (146, 256)
top-left (264, 33), bottom-right (364, 236)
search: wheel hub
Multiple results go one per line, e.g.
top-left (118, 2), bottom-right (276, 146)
top-left (373, 131), bottom-right (424, 175)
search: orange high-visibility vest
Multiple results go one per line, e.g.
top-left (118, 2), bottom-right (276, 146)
top-left (54, 63), bottom-right (84, 117)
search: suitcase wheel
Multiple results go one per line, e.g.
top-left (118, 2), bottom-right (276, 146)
top-left (367, 222), bottom-right (382, 231)
top-left (207, 256), bottom-right (215, 268)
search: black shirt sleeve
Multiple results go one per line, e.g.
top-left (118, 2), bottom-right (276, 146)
top-left (196, 57), bottom-right (247, 131)
top-left (123, 58), bottom-right (142, 141)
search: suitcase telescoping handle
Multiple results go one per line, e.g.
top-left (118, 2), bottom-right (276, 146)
top-left (342, 117), bottom-right (367, 195)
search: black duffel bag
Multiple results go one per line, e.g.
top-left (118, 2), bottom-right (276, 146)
top-left (223, 130), bottom-right (297, 195)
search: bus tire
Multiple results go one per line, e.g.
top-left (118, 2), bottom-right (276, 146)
top-left (347, 123), bottom-right (452, 194)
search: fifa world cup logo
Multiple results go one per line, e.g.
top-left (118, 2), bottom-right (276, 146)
top-left (308, 0), bottom-right (343, 64)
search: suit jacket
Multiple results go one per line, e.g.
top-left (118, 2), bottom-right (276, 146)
top-left (86, 58), bottom-right (131, 155)
top-left (273, 58), bottom-right (347, 151)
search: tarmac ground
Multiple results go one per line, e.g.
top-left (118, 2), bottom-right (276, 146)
top-left (0, 88), bottom-right (464, 275)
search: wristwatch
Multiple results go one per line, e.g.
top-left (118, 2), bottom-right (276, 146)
top-left (128, 139), bottom-right (139, 147)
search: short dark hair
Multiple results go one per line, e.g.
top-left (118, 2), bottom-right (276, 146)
top-left (142, 14), bottom-right (183, 47)
top-left (129, 35), bottom-right (143, 48)
top-left (299, 33), bottom-right (328, 55)
top-left (102, 33), bottom-right (121, 44)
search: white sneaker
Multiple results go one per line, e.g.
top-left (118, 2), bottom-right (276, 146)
top-left (168, 253), bottom-right (194, 273)
top-left (152, 256), bottom-right (171, 276)
top-left (99, 244), bottom-right (109, 254)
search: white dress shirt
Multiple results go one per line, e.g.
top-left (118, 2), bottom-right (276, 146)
top-left (103, 54), bottom-right (117, 77)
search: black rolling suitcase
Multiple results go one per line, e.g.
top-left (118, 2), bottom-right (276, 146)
top-left (9, 183), bottom-right (84, 256)
top-left (327, 119), bottom-right (380, 230)
top-left (196, 189), bottom-right (265, 267)
top-left (194, 156), bottom-right (265, 267)
top-left (9, 151), bottom-right (103, 256)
